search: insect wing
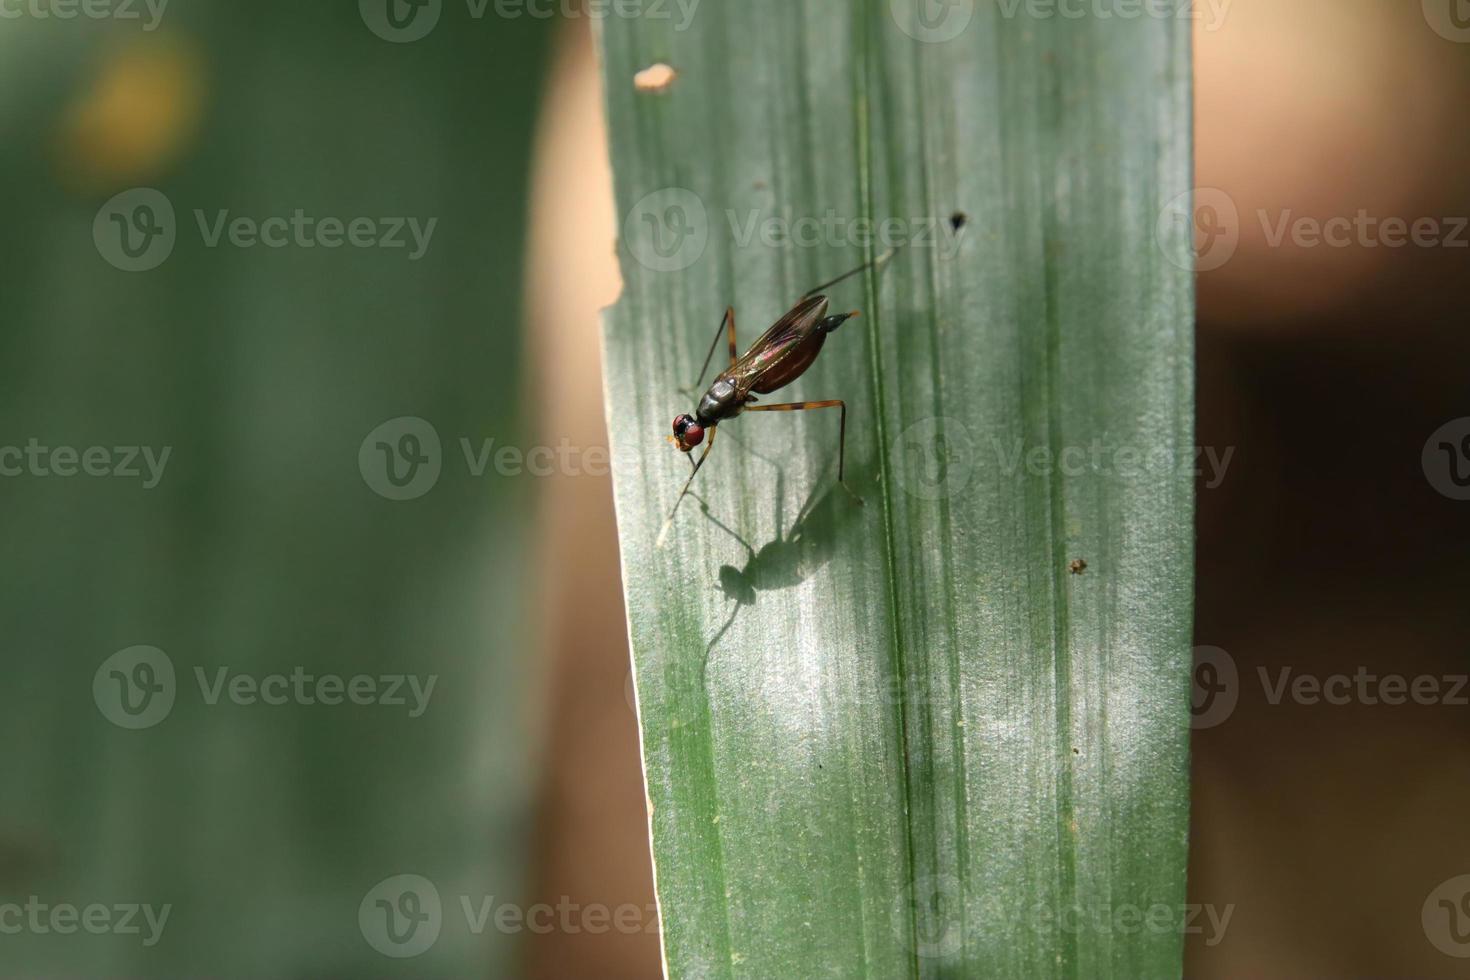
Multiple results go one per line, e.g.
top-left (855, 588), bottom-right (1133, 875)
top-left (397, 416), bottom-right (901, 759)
top-left (721, 295), bottom-right (826, 394)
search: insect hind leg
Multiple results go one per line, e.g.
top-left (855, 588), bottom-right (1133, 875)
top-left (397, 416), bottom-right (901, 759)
top-left (745, 399), bottom-right (862, 504)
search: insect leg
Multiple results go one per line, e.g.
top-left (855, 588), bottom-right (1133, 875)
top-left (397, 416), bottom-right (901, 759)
top-left (692, 306), bottom-right (738, 390)
top-left (656, 426), bottom-right (719, 549)
top-left (745, 400), bottom-right (862, 502)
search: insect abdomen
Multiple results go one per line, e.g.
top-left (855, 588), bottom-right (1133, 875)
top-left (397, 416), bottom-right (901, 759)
top-left (751, 332), bottom-right (827, 394)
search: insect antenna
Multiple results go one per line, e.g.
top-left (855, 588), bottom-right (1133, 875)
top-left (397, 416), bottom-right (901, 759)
top-left (801, 243), bottom-right (901, 298)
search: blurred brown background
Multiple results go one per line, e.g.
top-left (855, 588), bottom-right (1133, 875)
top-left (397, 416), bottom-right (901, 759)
top-left (524, 3), bottom-right (1470, 977)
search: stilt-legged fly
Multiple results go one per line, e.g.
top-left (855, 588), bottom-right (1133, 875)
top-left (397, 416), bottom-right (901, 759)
top-left (656, 248), bottom-right (895, 548)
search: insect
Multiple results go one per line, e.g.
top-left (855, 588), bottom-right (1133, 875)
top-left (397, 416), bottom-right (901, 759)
top-left (657, 248), bottom-right (894, 548)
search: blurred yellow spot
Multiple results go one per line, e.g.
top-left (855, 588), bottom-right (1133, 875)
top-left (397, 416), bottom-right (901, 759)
top-left (57, 33), bottom-right (204, 192)
top-left (633, 63), bottom-right (676, 93)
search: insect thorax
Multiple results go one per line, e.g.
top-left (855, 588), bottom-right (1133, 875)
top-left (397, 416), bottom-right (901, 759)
top-left (696, 378), bottom-right (740, 425)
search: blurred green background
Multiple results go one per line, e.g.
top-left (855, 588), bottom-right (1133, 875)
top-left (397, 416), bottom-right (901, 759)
top-left (0, 2), bottom-right (550, 975)
top-left (4, 2), bottom-right (1470, 978)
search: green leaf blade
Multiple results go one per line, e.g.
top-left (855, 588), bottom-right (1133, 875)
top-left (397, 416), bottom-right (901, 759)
top-left (599, 3), bottom-right (1193, 977)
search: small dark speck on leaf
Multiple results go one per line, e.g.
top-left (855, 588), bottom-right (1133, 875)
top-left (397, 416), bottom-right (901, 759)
top-left (950, 211), bottom-right (968, 232)
top-left (1069, 558), bottom-right (1087, 575)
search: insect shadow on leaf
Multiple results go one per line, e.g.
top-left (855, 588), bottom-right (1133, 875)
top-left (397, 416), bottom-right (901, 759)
top-left (693, 466), bottom-right (865, 667)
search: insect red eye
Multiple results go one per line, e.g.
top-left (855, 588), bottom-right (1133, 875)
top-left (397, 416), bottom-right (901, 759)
top-left (673, 414), bottom-right (693, 435)
top-left (682, 424), bottom-right (704, 448)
